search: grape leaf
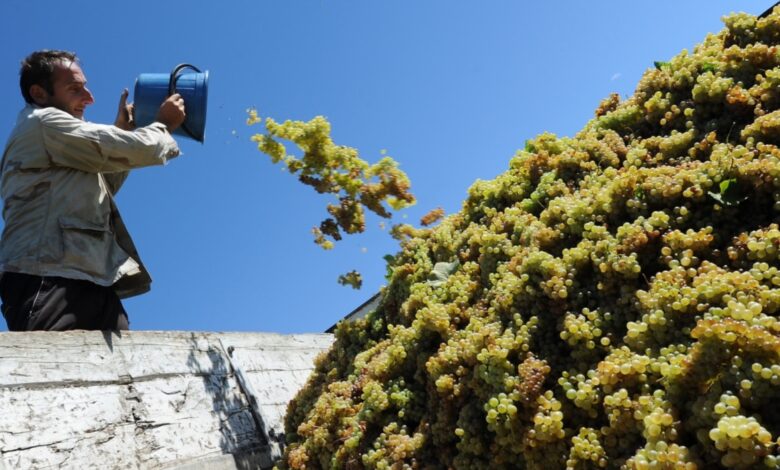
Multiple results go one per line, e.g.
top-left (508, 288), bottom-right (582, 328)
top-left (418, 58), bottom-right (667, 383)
top-left (654, 61), bottom-right (670, 70)
top-left (701, 62), bottom-right (717, 73)
top-left (708, 178), bottom-right (748, 206)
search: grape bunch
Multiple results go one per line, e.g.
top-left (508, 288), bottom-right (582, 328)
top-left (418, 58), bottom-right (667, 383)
top-left (279, 7), bottom-right (780, 470)
top-left (248, 110), bottom-right (416, 250)
top-left (338, 270), bottom-right (364, 290)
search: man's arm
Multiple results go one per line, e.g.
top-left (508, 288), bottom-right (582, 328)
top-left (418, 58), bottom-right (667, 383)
top-left (101, 89), bottom-right (179, 193)
top-left (39, 107), bottom-right (180, 174)
top-left (103, 89), bottom-right (134, 194)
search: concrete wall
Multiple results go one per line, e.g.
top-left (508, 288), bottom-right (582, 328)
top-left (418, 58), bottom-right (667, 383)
top-left (0, 330), bottom-right (333, 470)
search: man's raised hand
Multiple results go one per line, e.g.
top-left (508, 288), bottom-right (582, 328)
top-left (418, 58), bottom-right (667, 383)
top-left (156, 93), bottom-right (186, 133)
top-left (114, 88), bottom-right (135, 131)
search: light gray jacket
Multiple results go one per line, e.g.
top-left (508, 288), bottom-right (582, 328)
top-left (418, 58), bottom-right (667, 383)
top-left (0, 105), bottom-right (180, 298)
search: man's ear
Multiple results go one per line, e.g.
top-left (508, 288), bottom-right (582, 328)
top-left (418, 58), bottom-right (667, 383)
top-left (29, 84), bottom-right (49, 106)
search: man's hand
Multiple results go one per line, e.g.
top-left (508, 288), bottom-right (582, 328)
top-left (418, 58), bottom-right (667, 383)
top-left (114, 88), bottom-right (135, 131)
top-left (156, 93), bottom-right (186, 133)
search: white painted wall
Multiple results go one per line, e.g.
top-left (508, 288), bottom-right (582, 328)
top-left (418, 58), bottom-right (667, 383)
top-left (0, 331), bottom-right (333, 470)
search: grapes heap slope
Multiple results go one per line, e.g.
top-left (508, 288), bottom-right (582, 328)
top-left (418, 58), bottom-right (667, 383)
top-left (280, 9), bottom-right (780, 470)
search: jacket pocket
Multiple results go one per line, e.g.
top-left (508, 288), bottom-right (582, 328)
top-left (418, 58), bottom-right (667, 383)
top-left (59, 216), bottom-right (118, 278)
top-left (59, 216), bottom-right (109, 233)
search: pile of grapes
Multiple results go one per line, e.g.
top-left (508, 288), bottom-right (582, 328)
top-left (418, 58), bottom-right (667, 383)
top-left (279, 9), bottom-right (780, 469)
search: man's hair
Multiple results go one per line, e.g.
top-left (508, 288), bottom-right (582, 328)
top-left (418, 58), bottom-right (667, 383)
top-left (19, 50), bottom-right (78, 104)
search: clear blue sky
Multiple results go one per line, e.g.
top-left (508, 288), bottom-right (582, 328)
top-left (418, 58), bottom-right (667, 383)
top-left (0, 1), bottom-right (771, 333)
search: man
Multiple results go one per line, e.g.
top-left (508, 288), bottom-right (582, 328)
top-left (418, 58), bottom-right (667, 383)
top-left (0, 50), bottom-right (186, 331)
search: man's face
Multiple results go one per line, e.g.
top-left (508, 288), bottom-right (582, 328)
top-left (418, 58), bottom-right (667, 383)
top-left (38, 60), bottom-right (94, 119)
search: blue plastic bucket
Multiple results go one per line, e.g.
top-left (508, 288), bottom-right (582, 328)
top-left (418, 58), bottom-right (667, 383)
top-left (133, 64), bottom-right (209, 143)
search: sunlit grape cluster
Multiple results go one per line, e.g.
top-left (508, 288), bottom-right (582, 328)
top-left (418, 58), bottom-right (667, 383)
top-left (338, 270), bottom-right (363, 290)
top-left (248, 111), bottom-right (416, 250)
top-left (278, 8), bottom-right (780, 470)
top-left (420, 207), bottom-right (445, 227)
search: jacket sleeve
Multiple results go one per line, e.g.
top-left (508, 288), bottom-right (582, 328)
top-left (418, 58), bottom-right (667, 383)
top-left (38, 107), bottom-right (180, 174)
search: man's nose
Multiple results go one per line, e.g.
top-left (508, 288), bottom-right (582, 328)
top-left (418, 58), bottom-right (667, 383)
top-left (82, 87), bottom-right (95, 105)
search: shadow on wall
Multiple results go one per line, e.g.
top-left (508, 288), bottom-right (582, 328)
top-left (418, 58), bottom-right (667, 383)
top-left (184, 333), bottom-right (274, 469)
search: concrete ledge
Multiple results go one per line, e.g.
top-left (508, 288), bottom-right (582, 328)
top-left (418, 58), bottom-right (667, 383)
top-left (0, 330), bottom-right (333, 469)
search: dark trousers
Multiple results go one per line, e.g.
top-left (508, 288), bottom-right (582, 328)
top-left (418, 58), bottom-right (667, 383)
top-left (0, 272), bottom-right (129, 331)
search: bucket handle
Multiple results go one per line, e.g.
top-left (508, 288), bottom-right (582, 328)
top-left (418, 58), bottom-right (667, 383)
top-left (168, 63), bottom-right (202, 141)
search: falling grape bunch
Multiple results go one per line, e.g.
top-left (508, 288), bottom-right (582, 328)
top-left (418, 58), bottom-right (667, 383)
top-left (278, 8), bottom-right (780, 470)
top-left (420, 207), bottom-right (446, 227)
top-left (248, 111), bottom-right (416, 251)
top-left (338, 270), bottom-right (364, 290)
